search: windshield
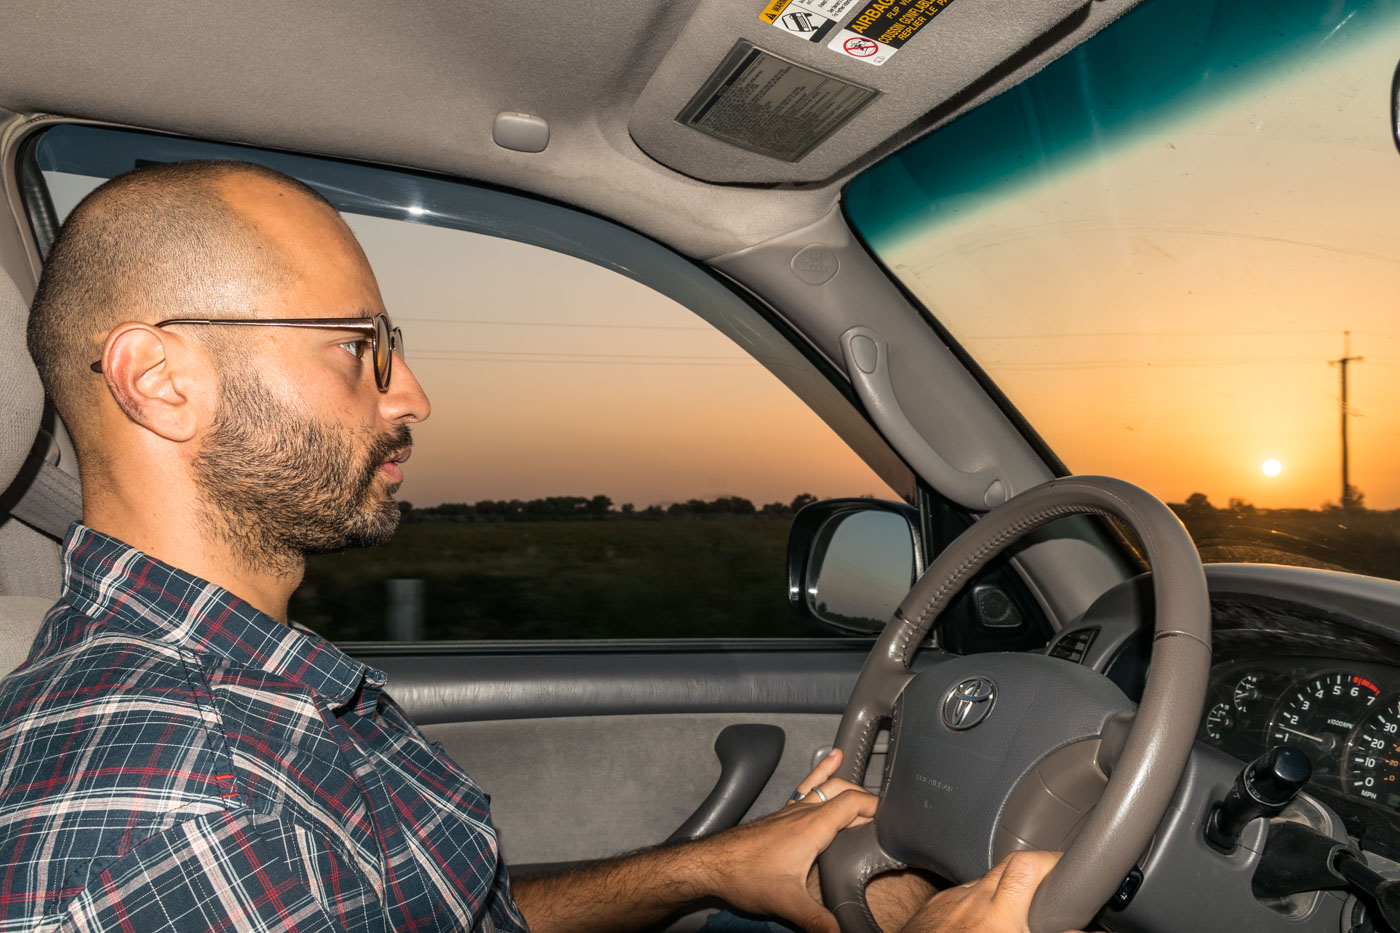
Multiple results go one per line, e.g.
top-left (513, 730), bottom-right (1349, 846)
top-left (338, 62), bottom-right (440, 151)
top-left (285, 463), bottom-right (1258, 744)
top-left (847, 0), bottom-right (1400, 578)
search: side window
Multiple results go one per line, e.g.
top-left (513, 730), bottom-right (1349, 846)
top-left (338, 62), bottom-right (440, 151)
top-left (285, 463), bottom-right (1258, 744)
top-left (304, 215), bottom-right (901, 641)
top-left (26, 125), bottom-right (913, 642)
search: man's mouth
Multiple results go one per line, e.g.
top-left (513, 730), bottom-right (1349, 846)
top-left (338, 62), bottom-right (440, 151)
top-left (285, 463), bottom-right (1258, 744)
top-left (379, 446), bottom-right (412, 483)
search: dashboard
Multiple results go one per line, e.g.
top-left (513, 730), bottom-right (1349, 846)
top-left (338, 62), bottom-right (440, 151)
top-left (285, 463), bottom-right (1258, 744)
top-left (1198, 656), bottom-right (1400, 852)
top-left (1195, 594), bottom-right (1400, 859)
top-left (1056, 563), bottom-right (1400, 860)
top-left (1201, 659), bottom-right (1398, 801)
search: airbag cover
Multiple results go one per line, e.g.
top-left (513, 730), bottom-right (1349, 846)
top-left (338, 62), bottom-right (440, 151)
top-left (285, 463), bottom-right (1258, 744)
top-left (879, 651), bottom-right (1134, 882)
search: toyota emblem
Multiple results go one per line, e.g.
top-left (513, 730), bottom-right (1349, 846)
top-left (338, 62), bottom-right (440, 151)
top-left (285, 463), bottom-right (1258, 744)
top-left (942, 677), bottom-right (997, 730)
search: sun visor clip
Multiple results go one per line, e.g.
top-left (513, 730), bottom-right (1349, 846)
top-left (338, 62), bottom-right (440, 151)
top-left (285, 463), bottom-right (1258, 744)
top-left (493, 112), bottom-right (550, 153)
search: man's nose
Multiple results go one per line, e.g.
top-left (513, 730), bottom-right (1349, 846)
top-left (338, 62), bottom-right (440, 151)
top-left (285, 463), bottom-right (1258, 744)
top-left (382, 353), bottom-right (431, 423)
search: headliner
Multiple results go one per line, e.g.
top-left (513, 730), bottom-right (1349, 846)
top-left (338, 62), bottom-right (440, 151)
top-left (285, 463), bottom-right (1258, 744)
top-left (0, 0), bottom-right (1141, 257)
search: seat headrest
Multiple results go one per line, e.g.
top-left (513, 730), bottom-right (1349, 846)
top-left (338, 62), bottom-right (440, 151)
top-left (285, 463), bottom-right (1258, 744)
top-left (0, 272), bottom-right (42, 494)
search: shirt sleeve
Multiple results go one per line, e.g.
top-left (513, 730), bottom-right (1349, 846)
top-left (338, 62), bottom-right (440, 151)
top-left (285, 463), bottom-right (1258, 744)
top-left (481, 858), bottom-right (530, 933)
top-left (55, 808), bottom-right (346, 933)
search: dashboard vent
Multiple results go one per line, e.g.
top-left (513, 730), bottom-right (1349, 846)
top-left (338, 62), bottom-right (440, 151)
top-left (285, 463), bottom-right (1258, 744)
top-left (1048, 627), bottom-right (1098, 664)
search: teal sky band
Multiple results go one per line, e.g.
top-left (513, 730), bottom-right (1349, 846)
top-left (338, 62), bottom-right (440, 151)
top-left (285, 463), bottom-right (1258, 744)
top-left (846, 0), bottom-right (1399, 249)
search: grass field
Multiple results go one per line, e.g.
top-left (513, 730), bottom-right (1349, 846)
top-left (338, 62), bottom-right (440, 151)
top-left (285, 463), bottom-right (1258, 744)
top-left (290, 508), bottom-right (1400, 643)
top-left (290, 519), bottom-right (800, 641)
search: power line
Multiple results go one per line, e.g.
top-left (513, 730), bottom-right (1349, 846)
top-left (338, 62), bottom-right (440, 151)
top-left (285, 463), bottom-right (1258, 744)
top-left (986, 357), bottom-right (1329, 370)
top-left (396, 317), bottom-right (713, 332)
top-left (961, 329), bottom-right (1400, 341)
top-left (413, 348), bottom-right (744, 360)
top-left (411, 350), bottom-right (753, 367)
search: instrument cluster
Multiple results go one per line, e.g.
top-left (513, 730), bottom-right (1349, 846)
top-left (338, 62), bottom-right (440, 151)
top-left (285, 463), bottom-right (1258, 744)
top-left (1200, 659), bottom-right (1400, 811)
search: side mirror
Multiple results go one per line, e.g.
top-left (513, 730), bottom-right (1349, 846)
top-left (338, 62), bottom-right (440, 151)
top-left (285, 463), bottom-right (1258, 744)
top-left (787, 498), bottom-right (924, 635)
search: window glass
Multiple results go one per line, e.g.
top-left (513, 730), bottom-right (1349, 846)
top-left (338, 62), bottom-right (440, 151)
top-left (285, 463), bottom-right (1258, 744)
top-left (33, 127), bottom-right (908, 641)
top-left (311, 215), bottom-right (900, 640)
top-left (847, 0), bottom-right (1400, 579)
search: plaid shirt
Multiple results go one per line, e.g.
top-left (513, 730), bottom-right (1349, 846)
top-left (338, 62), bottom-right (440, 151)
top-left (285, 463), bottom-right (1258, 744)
top-left (0, 525), bottom-right (528, 933)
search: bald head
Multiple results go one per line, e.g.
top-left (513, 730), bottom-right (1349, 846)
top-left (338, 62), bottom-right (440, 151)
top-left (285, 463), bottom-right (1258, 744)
top-left (26, 160), bottom-right (338, 436)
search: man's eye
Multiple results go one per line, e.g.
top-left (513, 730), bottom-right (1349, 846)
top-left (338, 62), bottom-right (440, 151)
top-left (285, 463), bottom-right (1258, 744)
top-left (338, 339), bottom-right (368, 360)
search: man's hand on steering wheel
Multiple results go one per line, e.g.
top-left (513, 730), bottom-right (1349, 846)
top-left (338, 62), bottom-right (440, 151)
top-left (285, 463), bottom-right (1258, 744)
top-left (677, 745), bottom-right (1085, 933)
top-left (698, 750), bottom-right (1079, 933)
top-left (695, 749), bottom-right (875, 933)
top-left (897, 852), bottom-right (1086, 933)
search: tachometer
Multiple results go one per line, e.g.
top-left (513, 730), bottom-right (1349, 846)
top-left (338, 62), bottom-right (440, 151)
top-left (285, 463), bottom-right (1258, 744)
top-left (1345, 695), bottom-right (1400, 809)
top-left (1269, 672), bottom-right (1381, 778)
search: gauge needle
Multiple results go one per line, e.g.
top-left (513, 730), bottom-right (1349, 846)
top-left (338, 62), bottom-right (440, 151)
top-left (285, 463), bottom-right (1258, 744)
top-left (1279, 726), bottom-right (1325, 744)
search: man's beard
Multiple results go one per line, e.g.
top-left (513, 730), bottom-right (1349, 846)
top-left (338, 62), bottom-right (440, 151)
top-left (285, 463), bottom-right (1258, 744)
top-left (192, 364), bottom-right (410, 578)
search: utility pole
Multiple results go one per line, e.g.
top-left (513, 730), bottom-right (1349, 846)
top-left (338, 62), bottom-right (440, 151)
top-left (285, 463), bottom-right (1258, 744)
top-left (1330, 332), bottom-right (1363, 511)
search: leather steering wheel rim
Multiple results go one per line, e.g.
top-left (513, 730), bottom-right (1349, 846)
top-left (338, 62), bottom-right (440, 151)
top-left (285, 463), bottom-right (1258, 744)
top-left (817, 476), bottom-right (1211, 933)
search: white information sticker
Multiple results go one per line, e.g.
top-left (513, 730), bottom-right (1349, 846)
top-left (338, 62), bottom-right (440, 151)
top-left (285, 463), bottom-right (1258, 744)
top-left (677, 42), bottom-right (879, 162)
top-left (827, 30), bottom-right (896, 64)
top-left (760, 0), bottom-right (860, 44)
top-left (826, 0), bottom-right (957, 66)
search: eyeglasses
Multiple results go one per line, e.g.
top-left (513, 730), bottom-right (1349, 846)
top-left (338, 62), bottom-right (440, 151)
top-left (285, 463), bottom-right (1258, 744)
top-left (90, 313), bottom-right (405, 391)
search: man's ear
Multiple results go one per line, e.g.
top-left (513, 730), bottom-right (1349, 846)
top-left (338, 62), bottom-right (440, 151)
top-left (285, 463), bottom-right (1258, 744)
top-left (99, 323), bottom-right (203, 442)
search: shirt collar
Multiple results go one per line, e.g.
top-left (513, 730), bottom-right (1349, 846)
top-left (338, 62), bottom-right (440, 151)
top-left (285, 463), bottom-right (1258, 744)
top-left (56, 523), bottom-right (378, 707)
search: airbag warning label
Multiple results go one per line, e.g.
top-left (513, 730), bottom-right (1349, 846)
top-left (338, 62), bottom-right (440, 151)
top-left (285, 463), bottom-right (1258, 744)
top-left (828, 0), bottom-right (957, 65)
top-left (677, 42), bottom-right (878, 162)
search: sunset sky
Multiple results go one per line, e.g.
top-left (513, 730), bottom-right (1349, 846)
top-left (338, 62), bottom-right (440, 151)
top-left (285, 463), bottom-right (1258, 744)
top-left (348, 217), bottom-right (898, 509)
top-left (853, 0), bottom-right (1400, 510)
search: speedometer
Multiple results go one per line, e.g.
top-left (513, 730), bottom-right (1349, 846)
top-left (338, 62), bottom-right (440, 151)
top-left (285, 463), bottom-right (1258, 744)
top-left (1269, 672), bottom-right (1381, 778)
top-left (1345, 695), bottom-right (1400, 809)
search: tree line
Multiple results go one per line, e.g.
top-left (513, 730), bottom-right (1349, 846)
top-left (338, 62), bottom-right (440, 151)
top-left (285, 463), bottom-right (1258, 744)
top-left (1175, 485), bottom-right (1372, 515)
top-left (399, 493), bottom-right (822, 523)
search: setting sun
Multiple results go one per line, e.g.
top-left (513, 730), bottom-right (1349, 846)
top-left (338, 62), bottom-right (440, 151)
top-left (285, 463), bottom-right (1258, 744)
top-left (1262, 459), bottom-right (1283, 477)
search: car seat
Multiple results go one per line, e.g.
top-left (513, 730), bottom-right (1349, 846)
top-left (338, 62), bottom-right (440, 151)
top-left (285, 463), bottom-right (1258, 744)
top-left (0, 269), bottom-right (64, 675)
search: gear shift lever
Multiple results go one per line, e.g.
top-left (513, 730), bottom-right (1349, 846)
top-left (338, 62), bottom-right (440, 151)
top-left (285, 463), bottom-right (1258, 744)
top-left (1205, 745), bottom-right (1312, 853)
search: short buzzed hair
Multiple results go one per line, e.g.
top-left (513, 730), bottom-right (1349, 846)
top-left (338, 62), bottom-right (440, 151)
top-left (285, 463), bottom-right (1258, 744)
top-left (26, 159), bottom-right (334, 432)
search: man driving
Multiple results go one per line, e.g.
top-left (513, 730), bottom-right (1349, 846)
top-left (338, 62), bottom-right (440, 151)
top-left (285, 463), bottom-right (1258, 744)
top-left (0, 160), bottom-right (1076, 933)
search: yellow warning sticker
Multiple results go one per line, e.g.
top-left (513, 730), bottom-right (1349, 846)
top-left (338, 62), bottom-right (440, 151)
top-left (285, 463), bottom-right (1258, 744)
top-left (827, 0), bottom-right (957, 65)
top-left (760, 0), bottom-right (791, 22)
top-left (761, 0), bottom-right (860, 44)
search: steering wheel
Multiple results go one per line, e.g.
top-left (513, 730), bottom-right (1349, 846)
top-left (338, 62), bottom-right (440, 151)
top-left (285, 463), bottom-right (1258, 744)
top-left (817, 476), bottom-right (1211, 933)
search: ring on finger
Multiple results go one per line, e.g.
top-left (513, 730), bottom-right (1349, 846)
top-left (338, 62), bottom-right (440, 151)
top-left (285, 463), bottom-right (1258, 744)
top-left (811, 786), bottom-right (828, 802)
top-left (789, 789), bottom-right (807, 803)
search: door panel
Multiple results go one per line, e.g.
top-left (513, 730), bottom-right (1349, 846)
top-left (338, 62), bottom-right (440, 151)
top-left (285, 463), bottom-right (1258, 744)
top-left (370, 648), bottom-right (885, 866)
top-left (424, 712), bottom-right (843, 865)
